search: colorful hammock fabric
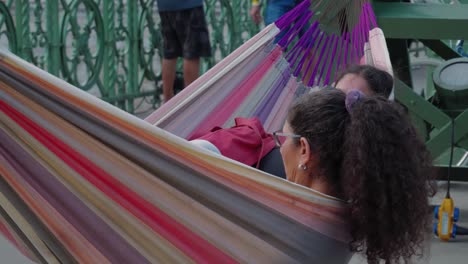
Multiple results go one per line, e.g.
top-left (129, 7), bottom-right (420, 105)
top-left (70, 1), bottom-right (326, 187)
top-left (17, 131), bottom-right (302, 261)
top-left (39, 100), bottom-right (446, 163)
top-left (0, 0), bottom-right (393, 263)
top-left (0, 51), bottom-right (352, 263)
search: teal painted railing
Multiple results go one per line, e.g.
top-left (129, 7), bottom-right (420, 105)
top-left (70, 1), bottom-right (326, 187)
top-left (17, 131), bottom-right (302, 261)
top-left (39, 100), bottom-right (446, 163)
top-left (0, 0), bottom-right (259, 113)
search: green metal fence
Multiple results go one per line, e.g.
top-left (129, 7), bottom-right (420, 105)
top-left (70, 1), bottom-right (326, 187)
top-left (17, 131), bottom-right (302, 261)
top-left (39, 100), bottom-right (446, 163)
top-left (0, 0), bottom-right (259, 113)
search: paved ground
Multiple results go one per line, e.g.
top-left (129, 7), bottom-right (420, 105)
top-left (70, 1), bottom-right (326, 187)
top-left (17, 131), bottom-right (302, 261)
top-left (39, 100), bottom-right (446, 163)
top-left (0, 236), bottom-right (35, 264)
top-left (428, 182), bottom-right (468, 264)
top-left (349, 182), bottom-right (468, 264)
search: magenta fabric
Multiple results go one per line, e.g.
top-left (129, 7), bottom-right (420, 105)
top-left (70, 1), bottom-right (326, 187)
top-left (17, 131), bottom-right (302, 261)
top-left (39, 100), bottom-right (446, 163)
top-left (187, 47), bottom-right (283, 140)
top-left (193, 117), bottom-right (276, 167)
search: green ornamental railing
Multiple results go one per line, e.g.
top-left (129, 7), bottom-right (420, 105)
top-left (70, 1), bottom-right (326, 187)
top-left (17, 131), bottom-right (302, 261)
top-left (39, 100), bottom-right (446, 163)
top-left (0, 0), bottom-right (259, 113)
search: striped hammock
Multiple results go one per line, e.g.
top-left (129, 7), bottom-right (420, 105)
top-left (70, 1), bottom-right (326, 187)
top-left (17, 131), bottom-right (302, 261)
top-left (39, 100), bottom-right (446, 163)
top-left (0, 1), bottom-right (392, 263)
top-left (145, 1), bottom-right (392, 136)
top-left (0, 50), bottom-right (350, 263)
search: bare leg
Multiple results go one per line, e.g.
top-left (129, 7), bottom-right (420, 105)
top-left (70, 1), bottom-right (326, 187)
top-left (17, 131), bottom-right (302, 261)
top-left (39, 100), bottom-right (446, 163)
top-left (183, 57), bottom-right (200, 87)
top-left (162, 58), bottom-right (177, 103)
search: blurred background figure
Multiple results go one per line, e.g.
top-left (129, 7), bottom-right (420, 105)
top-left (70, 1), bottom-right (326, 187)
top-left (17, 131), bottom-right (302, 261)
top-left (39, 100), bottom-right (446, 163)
top-left (250, 0), bottom-right (302, 26)
top-left (156, 0), bottom-right (212, 103)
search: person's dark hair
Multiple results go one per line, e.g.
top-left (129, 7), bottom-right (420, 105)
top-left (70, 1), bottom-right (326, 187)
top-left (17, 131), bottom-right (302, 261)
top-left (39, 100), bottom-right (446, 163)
top-left (335, 65), bottom-right (394, 98)
top-left (287, 89), bottom-right (435, 264)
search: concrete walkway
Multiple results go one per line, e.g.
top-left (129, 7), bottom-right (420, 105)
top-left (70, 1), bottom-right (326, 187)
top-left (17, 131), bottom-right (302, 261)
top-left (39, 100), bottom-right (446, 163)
top-left (349, 182), bottom-right (468, 264)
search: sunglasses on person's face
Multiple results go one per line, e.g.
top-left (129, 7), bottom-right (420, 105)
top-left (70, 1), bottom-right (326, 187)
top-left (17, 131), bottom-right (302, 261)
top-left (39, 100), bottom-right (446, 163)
top-left (273, 130), bottom-right (301, 147)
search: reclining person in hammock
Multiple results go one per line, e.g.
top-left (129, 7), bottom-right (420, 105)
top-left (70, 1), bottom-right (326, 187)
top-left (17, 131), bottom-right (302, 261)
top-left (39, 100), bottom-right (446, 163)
top-left (277, 88), bottom-right (434, 263)
top-left (191, 64), bottom-right (394, 178)
top-left (259, 64), bottom-right (393, 177)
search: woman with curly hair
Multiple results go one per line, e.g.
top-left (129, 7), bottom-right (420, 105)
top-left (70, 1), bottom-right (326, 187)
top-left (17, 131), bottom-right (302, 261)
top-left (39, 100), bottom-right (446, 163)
top-left (275, 88), bottom-right (435, 263)
top-left (257, 65), bottom-right (394, 178)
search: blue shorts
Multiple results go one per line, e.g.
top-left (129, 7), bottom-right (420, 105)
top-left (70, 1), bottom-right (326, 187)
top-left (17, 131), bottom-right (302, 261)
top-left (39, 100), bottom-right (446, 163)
top-left (264, 0), bottom-right (301, 25)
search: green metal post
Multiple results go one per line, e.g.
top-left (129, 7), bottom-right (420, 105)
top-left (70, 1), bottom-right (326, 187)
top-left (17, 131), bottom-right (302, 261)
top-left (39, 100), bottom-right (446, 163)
top-left (127, 0), bottom-right (138, 113)
top-left (394, 79), bottom-right (451, 130)
top-left (386, 39), bottom-right (412, 87)
top-left (374, 2), bottom-right (468, 39)
top-left (46, 0), bottom-right (60, 76)
top-left (395, 79), bottom-right (448, 141)
top-left (115, 1), bottom-right (126, 109)
top-left (102, 0), bottom-right (117, 102)
top-left (228, 0), bottom-right (242, 51)
top-left (376, 0), bottom-right (413, 87)
top-left (15, 0), bottom-right (32, 61)
top-left (378, 1), bottom-right (422, 139)
top-left (426, 109), bottom-right (468, 160)
top-left (0, 1), bottom-right (17, 53)
top-left (395, 78), bottom-right (468, 164)
top-left (419, 40), bottom-right (461, 61)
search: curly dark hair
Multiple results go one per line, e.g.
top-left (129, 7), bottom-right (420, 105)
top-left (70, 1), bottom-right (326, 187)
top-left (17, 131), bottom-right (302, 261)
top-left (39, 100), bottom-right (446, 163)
top-left (287, 89), bottom-right (435, 263)
top-left (336, 65), bottom-right (394, 98)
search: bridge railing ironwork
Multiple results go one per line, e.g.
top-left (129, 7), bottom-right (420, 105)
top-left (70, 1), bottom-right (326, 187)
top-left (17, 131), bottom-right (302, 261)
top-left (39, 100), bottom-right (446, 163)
top-left (0, 0), bottom-right (260, 113)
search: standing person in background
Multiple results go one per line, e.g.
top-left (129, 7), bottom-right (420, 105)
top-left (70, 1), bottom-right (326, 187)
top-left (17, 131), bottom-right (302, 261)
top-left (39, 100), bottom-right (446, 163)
top-left (156, 0), bottom-right (212, 103)
top-left (250, 0), bottom-right (301, 26)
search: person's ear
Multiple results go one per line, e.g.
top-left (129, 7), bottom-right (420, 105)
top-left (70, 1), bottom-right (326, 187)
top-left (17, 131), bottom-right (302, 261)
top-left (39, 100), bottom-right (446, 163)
top-left (299, 137), bottom-right (312, 166)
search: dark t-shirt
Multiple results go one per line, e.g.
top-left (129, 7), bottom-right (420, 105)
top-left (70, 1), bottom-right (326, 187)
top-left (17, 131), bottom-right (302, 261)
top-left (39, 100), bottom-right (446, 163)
top-left (257, 147), bottom-right (286, 179)
top-left (156, 0), bottom-right (203, 11)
